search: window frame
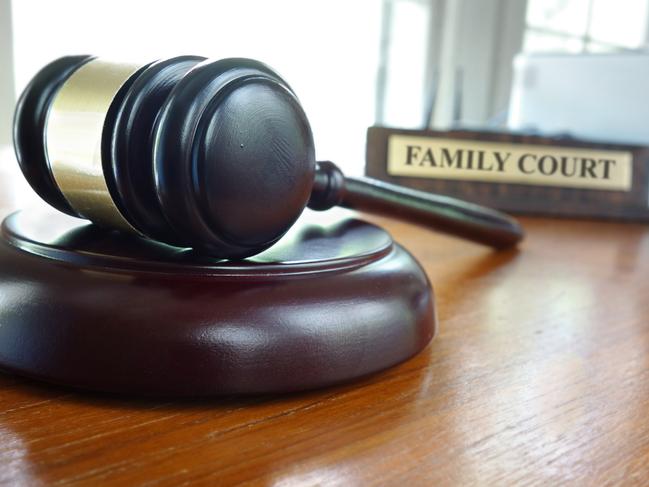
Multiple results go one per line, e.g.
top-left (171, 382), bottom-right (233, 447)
top-left (524, 0), bottom-right (649, 53)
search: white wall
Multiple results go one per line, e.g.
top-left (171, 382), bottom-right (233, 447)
top-left (0, 0), bottom-right (15, 148)
top-left (8, 0), bottom-right (383, 175)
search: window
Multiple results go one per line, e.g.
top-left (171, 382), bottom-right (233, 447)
top-left (524, 0), bottom-right (649, 53)
top-left (375, 0), bottom-right (434, 129)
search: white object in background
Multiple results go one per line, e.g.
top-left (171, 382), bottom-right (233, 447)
top-left (508, 53), bottom-right (649, 145)
top-left (0, 0), bottom-right (15, 148)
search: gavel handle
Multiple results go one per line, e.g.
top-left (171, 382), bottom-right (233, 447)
top-left (308, 161), bottom-right (524, 249)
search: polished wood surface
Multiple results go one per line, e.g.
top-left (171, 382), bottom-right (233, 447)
top-left (1, 153), bottom-right (649, 485)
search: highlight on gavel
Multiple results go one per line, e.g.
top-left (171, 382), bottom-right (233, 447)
top-left (14, 55), bottom-right (524, 259)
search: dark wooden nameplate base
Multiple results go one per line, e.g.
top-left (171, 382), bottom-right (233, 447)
top-left (0, 209), bottom-right (435, 396)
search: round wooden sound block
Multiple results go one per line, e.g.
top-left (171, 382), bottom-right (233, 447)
top-left (0, 209), bottom-right (436, 396)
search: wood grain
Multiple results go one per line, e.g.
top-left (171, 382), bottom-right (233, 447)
top-left (1, 150), bottom-right (649, 485)
top-left (366, 126), bottom-right (649, 222)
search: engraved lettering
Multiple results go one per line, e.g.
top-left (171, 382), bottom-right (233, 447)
top-left (580, 158), bottom-right (597, 178)
top-left (494, 152), bottom-right (510, 172)
top-left (560, 157), bottom-right (577, 177)
top-left (476, 151), bottom-right (491, 171)
top-left (387, 134), bottom-right (632, 191)
top-left (538, 155), bottom-right (558, 176)
top-left (405, 145), bottom-right (421, 166)
top-left (466, 150), bottom-right (474, 170)
top-left (600, 159), bottom-right (616, 179)
top-left (440, 149), bottom-right (463, 169)
top-left (419, 148), bottom-right (437, 166)
top-left (518, 154), bottom-right (536, 174)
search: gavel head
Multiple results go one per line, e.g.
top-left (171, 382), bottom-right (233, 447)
top-left (13, 55), bottom-right (316, 258)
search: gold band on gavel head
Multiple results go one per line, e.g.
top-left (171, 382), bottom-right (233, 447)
top-left (46, 58), bottom-right (147, 232)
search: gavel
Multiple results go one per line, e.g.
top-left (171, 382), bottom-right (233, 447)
top-left (14, 55), bottom-right (523, 258)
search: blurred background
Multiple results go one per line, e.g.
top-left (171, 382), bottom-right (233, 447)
top-left (1, 0), bottom-right (649, 176)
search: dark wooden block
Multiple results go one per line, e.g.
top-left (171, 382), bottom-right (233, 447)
top-left (0, 208), bottom-right (435, 396)
top-left (366, 126), bottom-right (649, 221)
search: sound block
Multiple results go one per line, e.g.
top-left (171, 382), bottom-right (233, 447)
top-left (0, 209), bottom-right (436, 396)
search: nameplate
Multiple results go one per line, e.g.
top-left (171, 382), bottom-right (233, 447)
top-left (387, 134), bottom-right (633, 191)
top-left (366, 126), bottom-right (649, 221)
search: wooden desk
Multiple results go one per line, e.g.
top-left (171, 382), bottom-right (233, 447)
top-left (1, 159), bottom-right (648, 485)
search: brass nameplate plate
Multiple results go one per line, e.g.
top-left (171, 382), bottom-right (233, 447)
top-left (387, 134), bottom-right (633, 191)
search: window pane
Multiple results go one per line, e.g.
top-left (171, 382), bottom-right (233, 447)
top-left (524, 30), bottom-right (585, 53)
top-left (526, 0), bottom-right (591, 36)
top-left (585, 41), bottom-right (624, 52)
top-left (589, 0), bottom-right (649, 48)
top-left (382, 0), bottom-right (431, 128)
